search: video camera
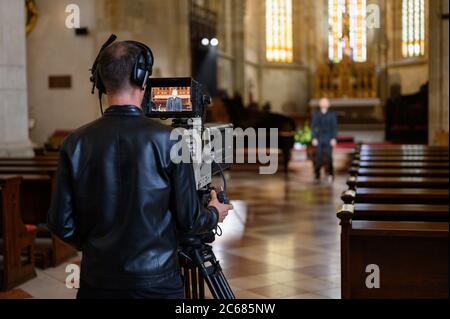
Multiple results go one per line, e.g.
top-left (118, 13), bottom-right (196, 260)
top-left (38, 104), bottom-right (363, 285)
top-left (143, 77), bottom-right (233, 192)
top-left (144, 78), bottom-right (236, 299)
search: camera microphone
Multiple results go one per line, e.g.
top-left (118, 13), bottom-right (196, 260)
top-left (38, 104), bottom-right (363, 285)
top-left (101, 34), bottom-right (118, 51)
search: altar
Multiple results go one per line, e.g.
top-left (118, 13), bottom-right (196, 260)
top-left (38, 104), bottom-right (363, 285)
top-left (311, 54), bottom-right (384, 121)
top-left (309, 97), bottom-right (383, 126)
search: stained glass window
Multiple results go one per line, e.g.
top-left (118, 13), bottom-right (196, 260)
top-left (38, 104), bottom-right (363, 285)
top-left (266, 0), bottom-right (294, 63)
top-left (402, 0), bottom-right (425, 58)
top-left (349, 0), bottom-right (367, 62)
top-left (328, 0), bottom-right (345, 63)
top-left (328, 0), bottom-right (367, 63)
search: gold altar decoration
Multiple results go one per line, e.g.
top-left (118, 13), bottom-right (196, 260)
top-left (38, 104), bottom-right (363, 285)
top-left (25, 0), bottom-right (38, 35)
top-left (315, 55), bottom-right (378, 99)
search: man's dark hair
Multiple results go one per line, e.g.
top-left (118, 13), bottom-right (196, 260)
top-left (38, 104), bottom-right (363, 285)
top-left (98, 42), bottom-right (142, 94)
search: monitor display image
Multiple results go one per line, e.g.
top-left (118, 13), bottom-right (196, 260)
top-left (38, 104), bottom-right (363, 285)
top-left (150, 86), bottom-right (192, 113)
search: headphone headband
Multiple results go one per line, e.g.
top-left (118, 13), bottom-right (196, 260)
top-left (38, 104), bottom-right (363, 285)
top-left (90, 35), bottom-right (154, 97)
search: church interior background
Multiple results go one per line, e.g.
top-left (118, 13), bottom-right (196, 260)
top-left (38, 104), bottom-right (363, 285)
top-left (0, 0), bottom-right (448, 299)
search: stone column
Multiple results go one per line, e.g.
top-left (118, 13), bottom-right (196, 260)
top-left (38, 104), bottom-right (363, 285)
top-left (428, 0), bottom-right (449, 146)
top-left (0, 0), bottom-right (34, 157)
top-left (231, 0), bottom-right (245, 96)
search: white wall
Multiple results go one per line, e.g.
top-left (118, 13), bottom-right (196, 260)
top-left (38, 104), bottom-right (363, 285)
top-left (27, 0), bottom-right (191, 145)
top-left (27, 0), bottom-right (98, 145)
top-left (261, 66), bottom-right (309, 113)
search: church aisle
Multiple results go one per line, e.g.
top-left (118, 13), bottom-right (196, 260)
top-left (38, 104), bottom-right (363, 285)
top-left (2, 163), bottom-right (346, 299)
top-left (211, 166), bottom-right (346, 299)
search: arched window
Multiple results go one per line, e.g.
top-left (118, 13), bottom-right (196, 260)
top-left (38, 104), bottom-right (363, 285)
top-left (402, 0), bottom-right (425, 58)
top-left (266, 0), bottom-right (294, 63)
top-left (328, 0), bottom-right (367, 63)
top-left (328, 0), bottom-right (345, 63)
top-left (349, 0), bottom-right (367, 62)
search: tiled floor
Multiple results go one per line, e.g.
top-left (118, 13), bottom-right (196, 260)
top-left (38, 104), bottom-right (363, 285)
top-left (4, 159), bottom-right (348, 299)
top-left (209, 161), bottom-right (346, 299)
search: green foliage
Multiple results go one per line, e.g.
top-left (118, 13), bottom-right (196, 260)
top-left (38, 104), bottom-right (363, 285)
top-left (295, 121), bottom-right (312, 145)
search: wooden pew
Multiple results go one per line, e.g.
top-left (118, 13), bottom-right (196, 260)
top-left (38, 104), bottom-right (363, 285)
top-left (0, 160), bottom-right (58, 167)
top-left (347, 176), bottom-right (449, 189)
top-left (358, 145), bottom-right (448, 151)
top-left (0, 167), bottom-right (58, 176)
top-left (350, 168), bottom-right (449, 177)
top-left (338, 144), bottom-right (449, 298)
top-left (356, 148), bottom-right (448, 155)
top-left (356, 145), bottom-right (448, 155)
top-left (339, 203), bottom-right (448, 222)
top-left (341, 188), bottom-right (449, 205)
top-left (0, 177), bottom-right (37, 291)
top-left (352, 160), bottom-right (449, 169)
top-left (0, 171), bottom-right (77, 269)
top-left (355, 155), bottom-right (449, 162)
top-left (337, 208), bottom-right (448, 299)
top-left (0, 155), bottom-right (59, 161)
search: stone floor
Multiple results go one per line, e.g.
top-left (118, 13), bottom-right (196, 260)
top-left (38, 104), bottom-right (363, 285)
top-left (2, 160), bottom-right (348, 299)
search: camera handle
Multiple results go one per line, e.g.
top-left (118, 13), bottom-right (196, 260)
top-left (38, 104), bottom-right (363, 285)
top-left (217, 190), bottom-right (230, 205)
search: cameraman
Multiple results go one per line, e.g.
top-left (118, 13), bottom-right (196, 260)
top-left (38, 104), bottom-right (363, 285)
top-left (48, 42), bottom-right (233, 299)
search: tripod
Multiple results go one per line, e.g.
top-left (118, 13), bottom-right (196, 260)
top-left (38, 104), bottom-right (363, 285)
top-left (179, 236), bottom-right (235, 299)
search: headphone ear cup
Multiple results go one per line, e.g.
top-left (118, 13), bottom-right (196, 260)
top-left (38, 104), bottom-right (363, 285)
top-left (147, 49), bottom-right (154, 77)
top-left (132, 54), bottom-right (148, 88)
top-left (95, 71), bottom-right (106, 95)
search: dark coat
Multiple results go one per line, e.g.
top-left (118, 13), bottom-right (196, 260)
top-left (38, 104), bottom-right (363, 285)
top-left (311, 110), bottom-right (338, 143)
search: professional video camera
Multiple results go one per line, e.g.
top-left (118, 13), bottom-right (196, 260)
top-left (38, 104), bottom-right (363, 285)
top-left (144, 77), bottom-right (235, 299)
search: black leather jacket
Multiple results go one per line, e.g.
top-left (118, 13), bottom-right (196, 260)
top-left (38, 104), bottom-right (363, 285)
top-left (48, 105), bottom-right (219, 289)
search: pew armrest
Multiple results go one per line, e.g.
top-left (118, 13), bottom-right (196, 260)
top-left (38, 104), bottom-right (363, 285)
top-left (337, 204), bottom-right (355, 225)
top-left (341, 189), bottom-right (356, 204)
top-left (349, 167), bottom-right (358, 176)
top-left (347, 176), bottom-right (357, 189)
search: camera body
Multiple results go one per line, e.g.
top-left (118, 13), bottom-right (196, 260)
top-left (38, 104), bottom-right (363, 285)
top-left (143, 77), bottom-right (233, 191)
top-left (145, 78), bottom-right (236, 299)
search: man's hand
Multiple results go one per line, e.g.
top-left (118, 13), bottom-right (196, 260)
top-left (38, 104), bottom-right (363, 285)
top-left (312, 139), bottom-right (319, 147)
top-left (330, 139), bottom-right (337, 147)
top-left (208, 190), bottom-right (233, 223)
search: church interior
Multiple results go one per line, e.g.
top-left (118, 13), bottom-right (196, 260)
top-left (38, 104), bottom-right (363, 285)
top-left (0, 0), bottom-right (448, 300)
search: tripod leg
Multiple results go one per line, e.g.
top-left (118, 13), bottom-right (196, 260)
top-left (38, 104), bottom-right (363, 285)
top-left (199, 270), bottom-right (205, 299)
top-left (204, 273), bottom-right (223, 299)
top-left (182, 265), bottom-right (191, 299)
top-left (181, 244), bottom-right (236, 300)
top-left (191, 267), bottom-right (198, 299)
top-left (206, 268), bottom-right (235, 299)
top-left (216, 270), bottom-right (236, 299)
top-left (201, 261), bottom-right (235, 299)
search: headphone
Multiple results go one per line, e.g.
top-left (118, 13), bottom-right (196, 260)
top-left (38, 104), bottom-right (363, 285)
top-left (90, 34), bottom-right (155, 114)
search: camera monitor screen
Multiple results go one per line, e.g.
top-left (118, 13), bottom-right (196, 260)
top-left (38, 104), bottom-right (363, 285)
top-left (145, 77), bottom-right (204, 119)
top-left (150, 86), bottom-right (192, 113)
